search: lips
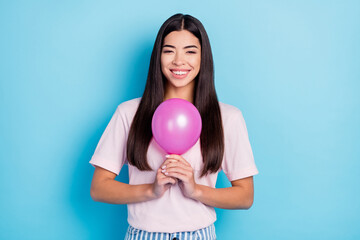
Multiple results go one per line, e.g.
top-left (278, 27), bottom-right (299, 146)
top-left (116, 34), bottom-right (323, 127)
top-left (170, 69), bottom-right (191, 79)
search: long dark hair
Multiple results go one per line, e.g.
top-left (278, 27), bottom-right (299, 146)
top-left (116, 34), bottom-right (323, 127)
top-left (127, 13), bottom-right (224, 177)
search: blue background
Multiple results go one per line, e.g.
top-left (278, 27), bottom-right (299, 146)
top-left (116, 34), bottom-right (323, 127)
top-left (1, 0), bottom-right (359, 239)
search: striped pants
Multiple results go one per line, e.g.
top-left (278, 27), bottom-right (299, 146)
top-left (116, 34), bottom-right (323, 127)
top-left (124, 224), bottom-right (216, 240)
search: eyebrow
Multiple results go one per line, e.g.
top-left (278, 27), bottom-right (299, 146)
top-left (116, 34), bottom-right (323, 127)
top-left (162, 44), bottom-right (199, 49)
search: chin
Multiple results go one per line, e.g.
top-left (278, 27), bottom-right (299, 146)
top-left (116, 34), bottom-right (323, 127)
top-left (169, 79), bottom-right (193, 89)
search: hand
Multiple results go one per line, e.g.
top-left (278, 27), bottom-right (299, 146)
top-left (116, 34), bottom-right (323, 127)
top-left (161, 154), bottom-right (200, 200)
top-left (151, 164), bottom-right (178, 199)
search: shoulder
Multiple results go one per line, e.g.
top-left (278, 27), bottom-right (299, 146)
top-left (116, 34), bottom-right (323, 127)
top-left (219, 102), bottom-right (250, 139)
top-left (113, 97), bottom-right (141, 125)
top-left (116, 97), bottom-right (141, 114)
top-left (219, 102), bottom-right (244, 122)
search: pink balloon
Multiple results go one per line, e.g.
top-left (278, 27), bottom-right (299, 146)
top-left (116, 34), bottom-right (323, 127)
top-left (152, 98), bottom-right (202, 155)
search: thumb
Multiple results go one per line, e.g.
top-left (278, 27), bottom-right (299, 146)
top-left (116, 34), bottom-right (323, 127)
top-left (167, 177), bottom-right (177, 185)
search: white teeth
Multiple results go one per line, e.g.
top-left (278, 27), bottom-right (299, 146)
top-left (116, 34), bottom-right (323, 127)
top-left (172, 71), bottom-right (188, 75)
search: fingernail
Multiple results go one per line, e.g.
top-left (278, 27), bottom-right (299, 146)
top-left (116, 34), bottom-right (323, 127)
top-left (161, 169), bottom-right (166, 173)
top-left (165, 172), bottom-right (168, 175)
top-left (165, 155), bottom-right (170, 158)
top-left (161, 165), bottom-right (166, 169)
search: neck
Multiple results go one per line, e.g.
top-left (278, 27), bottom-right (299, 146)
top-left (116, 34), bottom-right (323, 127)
top-left (164, 82), bottom-right (195, 104)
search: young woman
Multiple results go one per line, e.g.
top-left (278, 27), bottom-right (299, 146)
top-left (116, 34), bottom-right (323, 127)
top-left (89, 13), bottom-right (259, 240)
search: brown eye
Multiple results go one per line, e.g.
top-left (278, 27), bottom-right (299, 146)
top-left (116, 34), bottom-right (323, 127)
top-left (187, 51), bottom-right (196, 54)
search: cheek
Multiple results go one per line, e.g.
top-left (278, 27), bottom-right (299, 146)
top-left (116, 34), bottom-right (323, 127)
top-left (160, 58), bottom-right (167, 73)
top-left (161, 55), bottom-right (171, 71)
top-left (190, 57), bottom-right (201, 71)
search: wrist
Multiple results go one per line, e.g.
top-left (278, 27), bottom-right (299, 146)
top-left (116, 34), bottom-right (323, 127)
top-left (145, 184), bottom-right (157, 201)
top-left (192, 184), bottom-right (203, 201)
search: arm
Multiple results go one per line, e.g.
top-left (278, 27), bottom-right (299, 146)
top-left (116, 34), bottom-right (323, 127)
top-left (162, 155), bottom-right (255, 209)
top-left (193, 176), bottom-right (254, 209)
top-left (90, 166), bottom-right (154, 204)
top-left (90, 166), bottom-right (177, 204)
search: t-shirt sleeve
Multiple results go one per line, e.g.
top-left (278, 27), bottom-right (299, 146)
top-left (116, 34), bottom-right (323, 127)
top-left (89, 106), bottom-right (128, 175)
top-left (221, 108), bottom-right (259, 181)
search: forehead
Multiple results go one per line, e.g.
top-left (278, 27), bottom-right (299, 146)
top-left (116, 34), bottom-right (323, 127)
top-left (163, 30), bottom-right (200, 47)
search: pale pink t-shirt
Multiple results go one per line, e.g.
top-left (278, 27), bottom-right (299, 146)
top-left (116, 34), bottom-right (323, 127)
top-left (89, 98), bottom-right (258, 233)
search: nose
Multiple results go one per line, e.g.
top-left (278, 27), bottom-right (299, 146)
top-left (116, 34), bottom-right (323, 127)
top-left (172, 52), bottom-right (185, 66)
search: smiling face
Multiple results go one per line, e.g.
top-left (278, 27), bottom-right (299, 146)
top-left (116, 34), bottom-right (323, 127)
top-left (161, 30), bottom-right (201, 98)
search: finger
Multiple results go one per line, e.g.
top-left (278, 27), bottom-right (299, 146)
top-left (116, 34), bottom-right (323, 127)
top-left (166, 154), bottom-right (191, 167)
top-left (163, 162), bottom-right (192, 172)
top-left (157, 168), bottom-right (169, 179)
top-left (164, 171), bottom-right (188, 182)
top-left (157, 168), bottom-right (178, 184)
top-left (168, 177), bottom-right (177, 185)
top-left (160, 159), bottom-right (180, 171)
top-left (157, 171), bottom-right (176, 184)
top-left (159, 177), bottom-right (177, 185)
top-left (161, 158), bottom-right (179, 168)
top-left (162, 159), bottom-right (189, 171)
top-left (164, 166), bottom-right (190, 176)
top-left (160, 173), bottom-right (178, 184)
top-left (163, 166), bottom-right (192, 180)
